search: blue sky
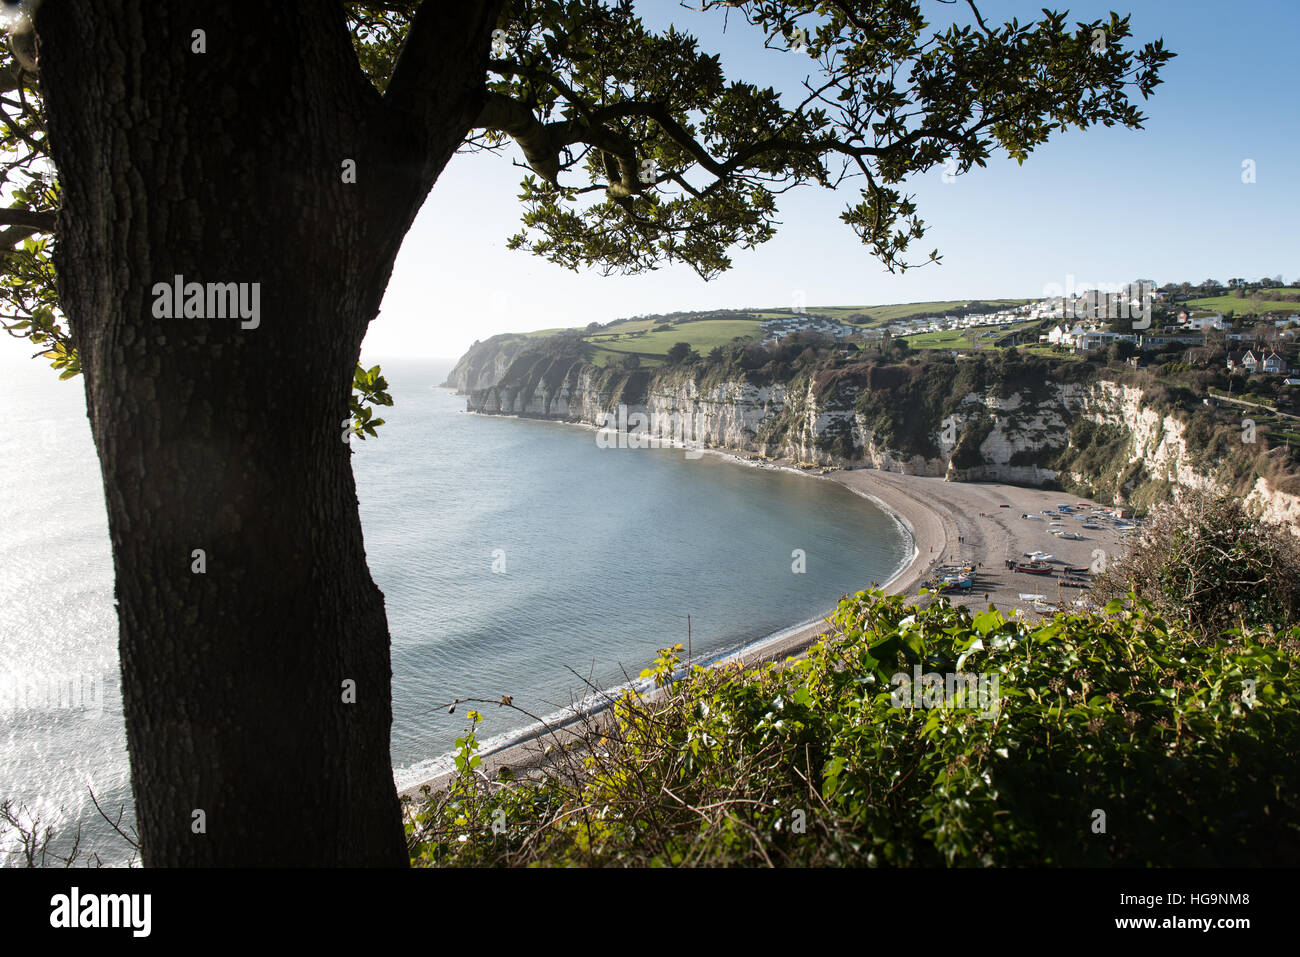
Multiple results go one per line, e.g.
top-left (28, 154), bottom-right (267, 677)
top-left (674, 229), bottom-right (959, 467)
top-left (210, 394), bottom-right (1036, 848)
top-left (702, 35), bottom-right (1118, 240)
top-left (362, 0), bottom-right (1300, 361)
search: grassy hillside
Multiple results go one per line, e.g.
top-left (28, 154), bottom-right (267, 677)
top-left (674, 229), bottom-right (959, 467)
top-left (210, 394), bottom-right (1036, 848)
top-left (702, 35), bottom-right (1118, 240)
top-left (820, 299), bottom-right (1031, 326)
top-left (587, 318), bottom-right (763, 366)
top-left (1185, 287), bottom-right (1300, 316)
top-left (552, 299), bottom-right (1036, 366)
top-left (902, 319), bottom-right (1040, 350)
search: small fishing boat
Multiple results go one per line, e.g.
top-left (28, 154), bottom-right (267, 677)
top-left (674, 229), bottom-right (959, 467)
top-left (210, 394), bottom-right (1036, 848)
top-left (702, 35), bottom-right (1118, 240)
top-left (937, 577), bottom-right (973, 592)
top-left (1015, 562), bottom-right (1054, 575)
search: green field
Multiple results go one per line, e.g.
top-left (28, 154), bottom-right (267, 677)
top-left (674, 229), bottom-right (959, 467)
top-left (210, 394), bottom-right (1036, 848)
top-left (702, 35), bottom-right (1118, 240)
top-left (902, 319), bottom-right (1040, 351)
top-left (587, 318), bottom-right (763, 365)
top-left (1185, 288), bottom-right (1300, 317)
top-left (514, 299), bottom-right (1038, 365)
top-left (902, 328), bottom-right (973, 349)
top-left (594, 299), bottom-right (1032, 332)
top-left (1018, 343), bottom-right (1085, 362)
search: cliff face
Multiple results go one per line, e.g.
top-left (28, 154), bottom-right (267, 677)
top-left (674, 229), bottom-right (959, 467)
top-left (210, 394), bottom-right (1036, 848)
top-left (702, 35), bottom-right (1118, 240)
top-left (468, 364), bottom-right (1084, 481)
top-left (441, 334), bottom-right (539, 393)
top-left (455, 339), bottom-right (1300, 522)
top-left (1075, 380), bottom-right (1300, 520)
top-left (1075, 381), bottom-right (1217, 497)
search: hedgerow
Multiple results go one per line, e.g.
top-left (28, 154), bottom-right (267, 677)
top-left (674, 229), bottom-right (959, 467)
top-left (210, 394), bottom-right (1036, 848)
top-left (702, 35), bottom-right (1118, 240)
top-left (406, 590), bottom-right (1300, 867)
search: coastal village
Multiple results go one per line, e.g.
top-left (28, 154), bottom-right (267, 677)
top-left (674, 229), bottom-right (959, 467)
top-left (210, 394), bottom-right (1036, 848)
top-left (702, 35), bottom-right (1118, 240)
top-left (755, 280), bottom-right (1300, 410)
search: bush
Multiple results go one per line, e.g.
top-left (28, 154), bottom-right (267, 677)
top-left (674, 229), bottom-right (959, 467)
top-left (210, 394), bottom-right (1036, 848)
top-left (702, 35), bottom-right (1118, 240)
top-left (1093, 489), bottom-right (1300, 637)
top-left (406, 591), bottom-right (1300, 867)
top-left (666, 341), bottom-right (700, 365)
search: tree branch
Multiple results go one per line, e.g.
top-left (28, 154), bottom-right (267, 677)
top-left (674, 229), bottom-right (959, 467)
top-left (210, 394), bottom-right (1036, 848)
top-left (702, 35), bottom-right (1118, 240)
top-left (0, 224), bottom-right (43, 247)
top-left (474, 91), bottom-right (561, 183)
top-left (0, 207), bottom-right (54, 231)
top-left (383, 0), bottom-right (505, 139)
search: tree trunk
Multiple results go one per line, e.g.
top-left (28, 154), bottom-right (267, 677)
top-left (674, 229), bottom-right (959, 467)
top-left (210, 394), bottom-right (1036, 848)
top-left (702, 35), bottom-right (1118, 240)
top-left (39, 1), bottom-right (494, 865)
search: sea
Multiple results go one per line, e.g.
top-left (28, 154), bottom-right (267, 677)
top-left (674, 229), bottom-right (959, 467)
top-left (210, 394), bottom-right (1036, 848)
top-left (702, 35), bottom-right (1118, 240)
top-left (0, 355), bottom-right (909, 866)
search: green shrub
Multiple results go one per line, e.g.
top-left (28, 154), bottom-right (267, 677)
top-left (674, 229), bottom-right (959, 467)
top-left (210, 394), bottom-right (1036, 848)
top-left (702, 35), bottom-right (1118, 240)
top-left (1094, 490), bottom-right (1300, 636)
top-left (406, 591), bottom-right (1300, 867)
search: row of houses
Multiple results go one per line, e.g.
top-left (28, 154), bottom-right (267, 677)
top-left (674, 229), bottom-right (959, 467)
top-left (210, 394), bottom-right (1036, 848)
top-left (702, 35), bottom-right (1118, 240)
top-left (1042, 324), bottom-right (1134, 350)
top-left (1041, 321), bottom-right (1299, 371)
top-left (1040, 324), bottom-right (1204, 352)
top-left (884, 304), bottom-right (1032, 338)
top-left (1226, 348), bottom-right (1292, 375)
top-left (767, 303), bottom-right (1033, 343)
top-left (762, 315), bottom-right (858, 343)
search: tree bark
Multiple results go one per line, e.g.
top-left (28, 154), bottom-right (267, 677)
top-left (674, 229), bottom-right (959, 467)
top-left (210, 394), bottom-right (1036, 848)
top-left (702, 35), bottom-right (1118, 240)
top-left (38, 0), bottom-right (496, 865)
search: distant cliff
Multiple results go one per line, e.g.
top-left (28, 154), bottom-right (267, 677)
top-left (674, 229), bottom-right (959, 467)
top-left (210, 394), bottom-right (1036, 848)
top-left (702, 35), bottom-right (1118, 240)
top-left (441, 333), bottom-right (542, 393)
top-left (448, 335), bottom-right (1300, 523)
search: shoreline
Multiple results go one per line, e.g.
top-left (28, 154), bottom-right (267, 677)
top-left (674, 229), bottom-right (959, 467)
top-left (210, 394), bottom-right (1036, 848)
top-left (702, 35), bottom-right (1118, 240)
top-left (400, 411), bottom-right (1131, 800)
top-left (395, 454), bottom-right (936, 800)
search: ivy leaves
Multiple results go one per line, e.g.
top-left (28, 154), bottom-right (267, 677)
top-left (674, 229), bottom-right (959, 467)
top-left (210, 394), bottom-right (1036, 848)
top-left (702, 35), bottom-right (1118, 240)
top-left (347, 363), bottom-right (394, 440)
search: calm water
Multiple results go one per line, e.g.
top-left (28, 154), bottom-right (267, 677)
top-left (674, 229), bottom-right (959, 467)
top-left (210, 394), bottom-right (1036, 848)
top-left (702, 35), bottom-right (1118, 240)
top-left (0, 356), bottom-right (908, 865)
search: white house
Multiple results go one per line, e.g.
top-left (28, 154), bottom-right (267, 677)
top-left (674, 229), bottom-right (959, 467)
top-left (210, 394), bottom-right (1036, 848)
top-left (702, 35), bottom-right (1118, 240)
top-left (1182, 312), bottom-right (1226, 331)
top-left (1263, 352), bottom-right (1287, 374)
top-left (1047, 323), bottom-right (1089, 348)
top-left (1079, 330), bottom-right (1139, 351)
top-left (1137, 333), bottom-right (1197, 351)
